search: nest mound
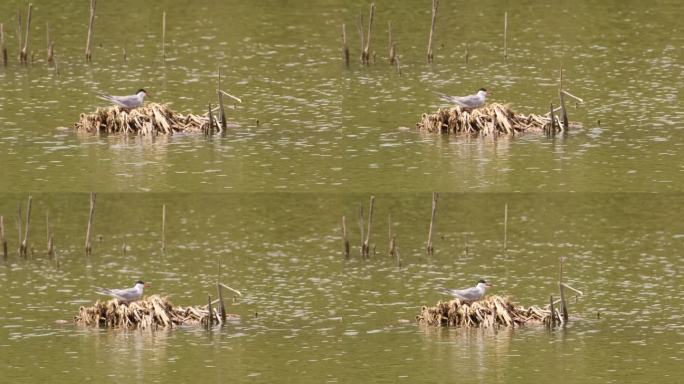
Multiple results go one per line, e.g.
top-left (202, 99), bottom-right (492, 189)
top-left (75, 103), bottom-right (216, 135)
top-left (416, 295), bottom-right (556, 328)
top-left (75, 295), bottom-right (234, 329)
top-left (417, 103), bottom-right (570, 135)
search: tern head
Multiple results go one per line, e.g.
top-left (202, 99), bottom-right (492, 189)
top-left (135, 280), bottom-right (151, 288)
top-left (136, 88), bottom-right (149, 97)
top-left (477, 88), bottom-right (489, 97)
top-left (477, 279), bottom-right (493, 288)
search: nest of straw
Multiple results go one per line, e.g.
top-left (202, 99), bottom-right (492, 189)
top-left (416, 295), bottom-right (556, 328)
top-left (417, 103), bottom-right (569, 135)
top-left (75, 295), bottom-right (230, 329)
top-left (75, 103), bottom-right (215, 135)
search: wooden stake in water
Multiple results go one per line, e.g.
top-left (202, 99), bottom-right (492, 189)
top-left (162, 10), bottom-right (166, 60)
top-left (356, 14), bottom-right (364, 64)
top-left (427, 0), bottom-right (438, 63)
top-left (558, 256), bottom-right (568, 323)
top-left (426, 192), bottom-right (438, 255)
top-left (216, 259), bottom-right (226, 322)
top-left (362, 3), bottom-right (375, 65)
top-left (17, 204), bottom-right (22, 255)
top-left (0, 216), bottom-right (7, 260)
top-left (388, 21), bottom-right (396, 65)
top-left (85, 0), bottom-right (97, 62)
top-left (549, 295), bottom-right (556, 327)
top-left (16, 11), bottom-right (22, 60)
top-left (85, 192), bottom-right (96, 255)
top-left (549, 103), bottom-right (556, 135)
top-left (207, 294), bottom-right (213, 327)
top-left (341, 215), bottom-right (350, 258)
top-left (362, 196), bottom-right (375, 258)
top-left (341, 23), bottom-right (349, 68)
top-left (357, 204), bottom-right (364, 256)
top-left (559, 65), bottom-right (569, 130)
top-left (503, 203), bottom-right (508, 250)
top-left (20, 195), bottom-right (32, 257)
top-left (161, 203), bottom-right (166, 252)
top-left (20, 3), bottom-right (32, 64)
top-left (1, 23), bottom-right (7, 67)
top-left (217, 66), bottom-right (227, 130)
top-left (388, 214), bottom-right (397, 258)
top-left (503, 11), bottom-right (508, 60)
top-left (46, 22), bottom-right (54, 64)
top-left (464, 42), bottom-right (469, 64)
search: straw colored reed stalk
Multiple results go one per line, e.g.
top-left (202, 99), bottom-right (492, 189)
top-left (417, 295), bottom-right (557, 328)
top-left (75, 295), bottom-right (234, 329)
top-left (75, 103), bottom-right (216, 135)
top-left (417, 103), bottom-right (578, 135)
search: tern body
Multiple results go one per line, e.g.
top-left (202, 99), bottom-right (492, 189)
top-left (437, 88), bottom-right (489, 109)
top-left (442, 279), bottom-right (492, 302)
top-left (95, 280), bottom-right (149, 302)
top-left (97, 89), bottom-right (148, 109)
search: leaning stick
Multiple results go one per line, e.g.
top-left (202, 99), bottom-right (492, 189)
top-left (16, 11), bottom-right (22, 60)
top-left (562, 90), bottom-right (584, 104)
top-left (356, 14), bottom-right (364, 63)
top-left (363, 196), bottom-right (375, 257)
top-left (388, 21), bottom-right (395, 64)
top-left (20, 195), bottom-right (32, 257)
top-left (219, 283), bottom-right (242, 297)
top-left (560, 282), bottom-right (584, 297)
top-left (0, 216), bottom-right (7, 259)
top-left (85, 0), bottom-right (97, 62)
top-left (85, 192), bottom-right (95, 255)
top-left (20, 3), bottom-right (32, 64)
top-left (46, 22), bottom-right (54, 63)
top-left (341, 23), bottom-right (349, 68)
top-left (218, 90), bottom-right (242, 104)
top-left (559, 65), bottom-right (568, 129)
top-left (426, 192), bottom-right (438, 254)
top-left (217, 66), bottom-right (227, 130)
top-left (362, 3), bottom-right (375, 65)
top-left (427, 0), bottom-right (438, 63)
top-left (1, 23), bottom-right (8, 66)
top-left (216, 259), bottom-right (226, 322)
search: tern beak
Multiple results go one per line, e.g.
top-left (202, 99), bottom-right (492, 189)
top-left (486, 283), bottom-right (493, 287)
top-left (144, 282), bottom-right (151, 288)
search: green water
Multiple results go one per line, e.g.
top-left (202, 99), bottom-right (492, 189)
top-left (1, 0), bottom-right (683, 382)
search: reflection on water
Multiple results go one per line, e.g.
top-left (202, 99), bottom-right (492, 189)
top-left (0, 193), bottom-right (683, 382)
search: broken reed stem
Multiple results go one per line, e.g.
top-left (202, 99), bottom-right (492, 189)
top-left (559, 65), bottom-right (569, 130)
top-left (362, 3), bottom-right (375, 65)
top-left (85, 192), bottom-right (96, 255)
top-left (549, 295), bottom-right (556, 327)
top-left (558, 256), bottom-right (568, 323)
top-left (341, 215), bottom-right (350, 258)
top-left (503, 203), bottom-right (508, 250)
top-left (503, 11), bottom-right (508, 60)
top-left (217, 66), bottom-right (227, 130)
top-left (0, 216), bottom-right (7, 260)
top-left (427, 0), bottom-right (438, 63)
top-left (16, 204), bottom-right (22, 255)
top-left (85, 0), bottom-right (97, 62)
top-left (161, 203), bottom-right (166, 252)
top-left (388, 21), bottom-right (396, 64)
top-left (388, 214), bottom-right (397, 258)
top-left (395, 55), bottom-right (401, 76)
top-left (341, 23), bottom-right (349, 68)
top-left (16, 11), bottom-right (22, 60)
top-left (1, 23), bottom-right (7, 67)
top-left (46, 21), bottom-right (54, 64)
top-left (217, 259), bottom-right (226, 322)
top-left (207, 294), bottom-right (213, 327)
top-left (20, 3), bottom-right (32, 64)
top-left (46, 211), bottom-right (54, 258)
top-left (464, 42), bottom-right (469, 64)
top-left (362, 196), bottom-right (375, 258)
top-left (162, 10), bottom-right (166, 59)
top-left (20, 195), bottom-right (32, 257)
top-left (357, 204), bottom-right (364, 257)
top-left (426, 192), bottom-right (438, 255)
top-left (549, 103), bottom-right (556, 135)
top-left (356, 14), bottom-right (364, 64)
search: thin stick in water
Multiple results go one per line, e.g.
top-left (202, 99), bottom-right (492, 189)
top-left (217, 66), bottom-right (226, 130)
top-left (363, 195), bottom-right (375, 258)
top-left (503, 11), bottom-right (508, 60)
top-left (16, 11), bottom-right (22, 60)
top-left (549, 103), bottom-right (556, 135)
top-left (85, 192), bottom-right (95, 255)
top-left (161, 203), bottom-right (166, 252)
top-left (426, 192), bottom-right (438, 255)
top-left (17, 204), bottom-right (22, 255)
top-left (357, 204), bottom-right (365, 256)
top-left (162, 10), bottom-right (166, 60)
top-left (216, 259), bottom-right (226, 322)
top-left (85, 0), bottom-right (97, 62)
top-left (427, 0), bottom-right (438, 63)
top-left (549, 295), bottom-right (556, 327)
top-left (20, 3), bottom-right (32, 64)
top-left (388, 21), bottom-right (395, 64)
top-left (503, 203), bottom-right (508, 250)
top-left (341, 216), bottom-right (350, 258)
top-left (559, 65), bottom-right (569, 130)
top-left (1, 23), bottom-right (8, 66)
top-left (362, 3), bottom-right (375, 65)
top-left (341, 23), bottom-right (349, 68)
top-left (207, 294), bottom-right (213, 327)
top-left (356, 14), bottom-right (364, 64)
top-left (20, 195), bottom-right (32, 257)
top-left (464, 42), bottom-right (469, 64)
top-left (0, 216), bottom-right (7, 260)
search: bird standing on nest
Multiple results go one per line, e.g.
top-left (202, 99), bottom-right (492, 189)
top-left (95, 280), bottom-right (150, 302)
top-left (97, 89), bottom-right (149, 109)
top-left (441, 279), bottom-right (493, 302)
top-left (437, 88), bottom-right (490, 109)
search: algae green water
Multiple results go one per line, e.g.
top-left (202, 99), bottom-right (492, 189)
top-left (0, 0), bottom-right (683, 382)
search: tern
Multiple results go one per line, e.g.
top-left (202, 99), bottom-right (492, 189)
top-left (97, 88), bottom-right (149, 109)
top-left (441, 279), bottom-right (492, 302)
top-left (437, 88), bottom-right (489, 109)
top-left (95, 280), bottom-right (150, 302)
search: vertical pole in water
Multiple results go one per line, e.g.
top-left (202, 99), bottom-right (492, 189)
top-left (85, 0), bottom-right (97, 62)
top-left (427, 0), bottom-right (438, 63)
top-left (47, 210), bottom-right (54, 259)
top-left (363, 196), bottom-right (375, 258)
top-left (358, 204), bottom-right (364, 257)
top-left (341, 216), bottom-right (350, 258)
top-left (162, 10), bottom-right (166, 60)
top-left (207, 103), bottom-right (215, 135)
top-left (503, 203), bottom-right (508, 250)
top-left (356, 14), bottom-right (364, 64)
top-left (1, 23), bottom-right (7, 66)
top-left (362, 3), bottom-right (375, 65)
top-left (46, 21), bottom-right (54, 64)
top-left (426, 192), bottom-right (438, 255)
top-left (20, 4), bottom-right (32, 64)
top-left (464, 42), bottom-right (469, 64)
top-left (559, 256), bottom-right (568, 323)
top-left (16, 10), bottom-right (22, 61)
top-left (388, 21), bottom-right (396, 65)
top-left (341, 23), bottom-right (349, 68)
top-left (85, 192), bottom-right (95, 255)
top-left (549, 103), bottom-right (556, 136)
top-left (503, 11), bottom-right (508, 60)
top-left (0, 216), bottom-right (7, 260)
top-left (207, 294), bottom-right (213, 327)
top-left (17, 204), bottom-right (22, 255)
top-left (559, 65), bottom-right (569, 131)
top-left (161, 203), bottom-right (166, 252)
top-left (549, 295), bottom-right (556, 327)
top-left (217, 66), bottom-right (227, 131)
top-left (20, 195), bottom-right (32, 257)
top-left (216, 259), bottom-right (226, 323)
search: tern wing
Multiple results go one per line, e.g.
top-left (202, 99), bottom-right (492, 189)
top-left (94, 287), bottom-right (129, 301)
top-left (96, 93), bottom-right (140, 108)
top-left (436, 92), bottom-right (476, 108)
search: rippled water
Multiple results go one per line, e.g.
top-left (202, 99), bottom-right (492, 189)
top-left (1, 193), bottom-right (683, 382)
top-left (1, 0), bottom-right (683, 191)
